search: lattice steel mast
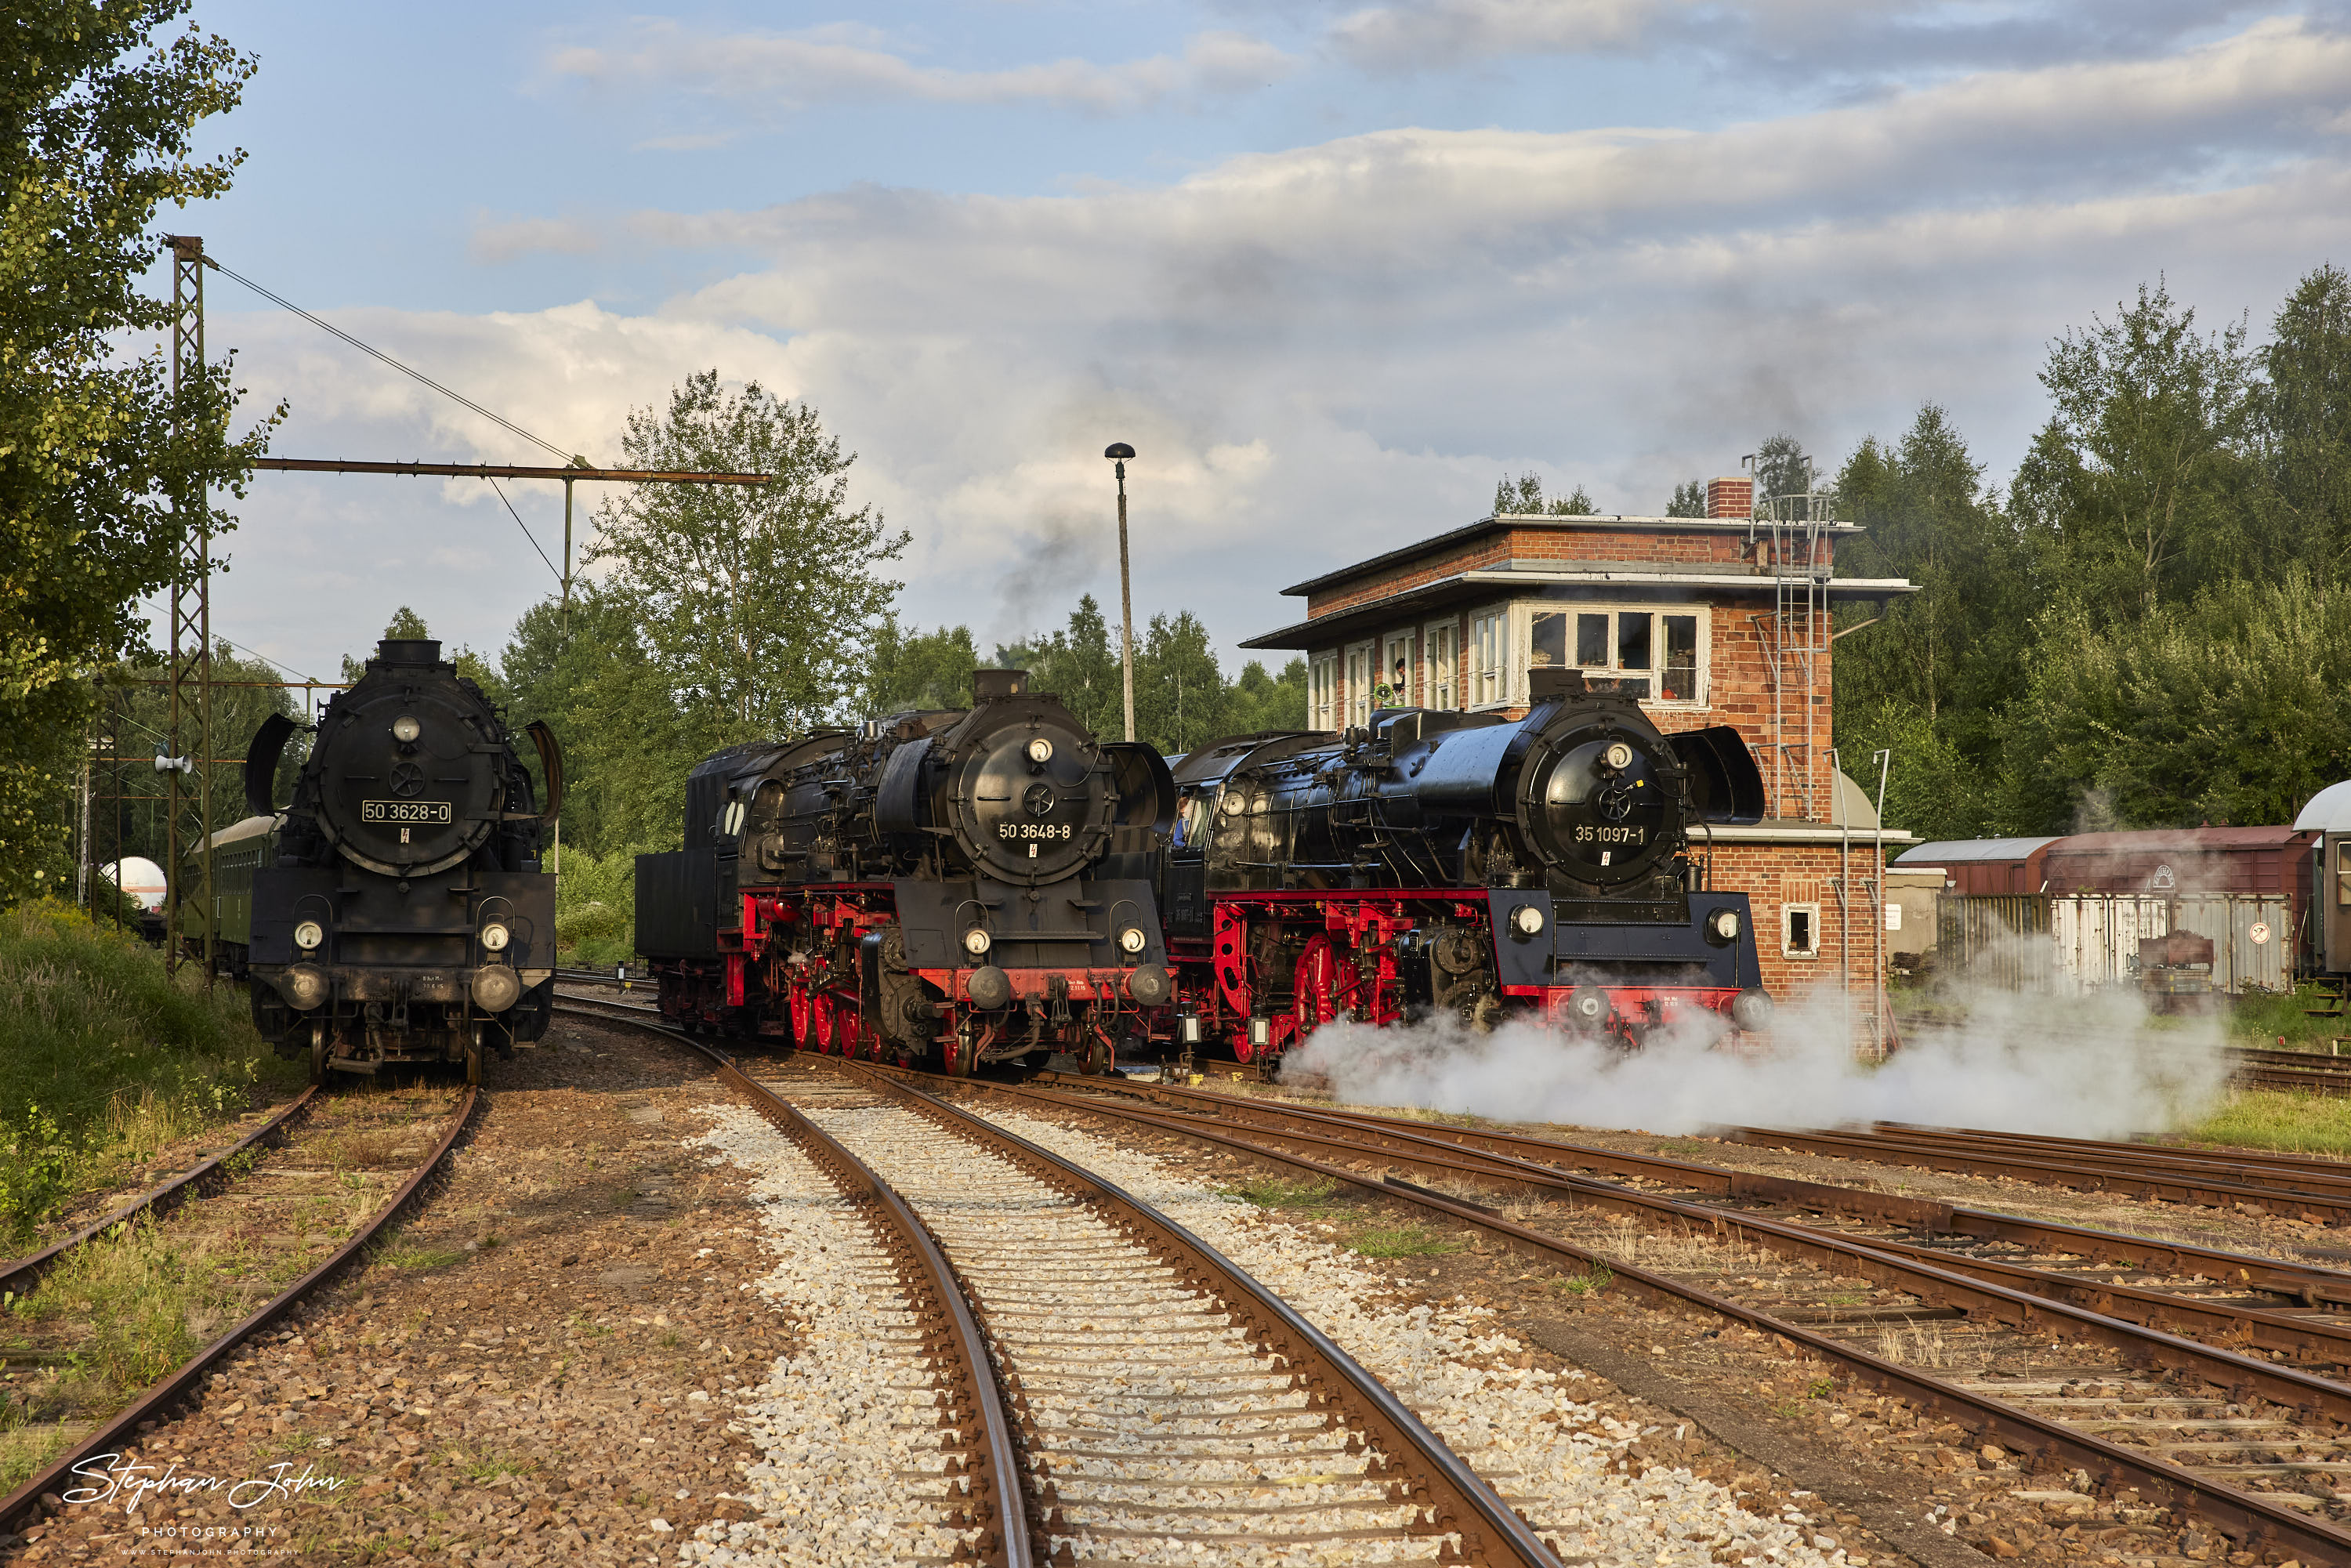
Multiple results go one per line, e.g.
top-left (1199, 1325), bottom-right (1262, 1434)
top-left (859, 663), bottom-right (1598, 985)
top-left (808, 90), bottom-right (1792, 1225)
top-left (164, 235), bottom-right (214, 983)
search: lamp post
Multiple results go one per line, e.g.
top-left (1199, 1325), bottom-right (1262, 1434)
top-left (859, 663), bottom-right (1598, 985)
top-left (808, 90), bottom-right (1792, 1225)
top-left (1105, 443), bottom-right (1136, 743)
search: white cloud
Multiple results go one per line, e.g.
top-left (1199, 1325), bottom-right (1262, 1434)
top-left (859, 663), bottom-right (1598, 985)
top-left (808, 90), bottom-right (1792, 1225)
top-left (216, 19), bottom-right (2351, 683)
top-left (548, 21), bottom-right (1297, 116)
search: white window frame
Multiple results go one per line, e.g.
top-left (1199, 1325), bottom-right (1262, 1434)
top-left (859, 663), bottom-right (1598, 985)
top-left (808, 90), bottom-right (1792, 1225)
top-left (1309, 652), bottom-right (1338, 731)
top-left (1523, 601), bottom-right (1710, 707)
top-left (1381, 630), bottom-right (1416, 708)
top-left (1424, 621), bottom-right (1458, 711)
top-left (1783, 902), bottom-right (1821, 960)
top-left (1468, 607), bottom-right (1509, 710)
top-left (1343, 639), bottom-right (1375, 728)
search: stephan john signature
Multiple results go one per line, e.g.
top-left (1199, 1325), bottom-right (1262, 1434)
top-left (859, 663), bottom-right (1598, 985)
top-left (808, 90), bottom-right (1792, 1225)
top-left (63, 1453), bottom-right (350, 1512)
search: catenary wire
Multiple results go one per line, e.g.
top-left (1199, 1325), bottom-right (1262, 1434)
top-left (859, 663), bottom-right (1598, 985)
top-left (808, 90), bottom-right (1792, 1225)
top-left (203, 256), bottom-right (582, 467)
top-left (487, 476), bottom-right (563, 584)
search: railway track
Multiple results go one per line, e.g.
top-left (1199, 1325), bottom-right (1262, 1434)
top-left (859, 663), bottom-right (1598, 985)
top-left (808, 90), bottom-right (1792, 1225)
top-left (0, 1081), bottom-right (476, 1539)
top-left (1730, 1121), bottom-right (2351, 1222)
top-left (901, 1066), bottom-right (2351, 1564)
top-left (554, 998), bottom-right (1582, 1564)
top-left (2235, 1047), bottom-right (2351, 1098)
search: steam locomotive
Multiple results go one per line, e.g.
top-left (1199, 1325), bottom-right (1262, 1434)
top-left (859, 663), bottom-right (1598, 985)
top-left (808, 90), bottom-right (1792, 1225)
top-left (234, 638), bottom-right (563, 1083)
top-left (1161, 667), bottom-right (1772, 1064)
top-left (635, 670), bottom-right (1176, 1074)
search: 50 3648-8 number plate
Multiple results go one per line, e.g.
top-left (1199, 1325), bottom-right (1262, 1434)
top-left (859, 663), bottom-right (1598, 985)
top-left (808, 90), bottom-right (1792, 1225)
top-left (362, 799), bottom-right (453, 824)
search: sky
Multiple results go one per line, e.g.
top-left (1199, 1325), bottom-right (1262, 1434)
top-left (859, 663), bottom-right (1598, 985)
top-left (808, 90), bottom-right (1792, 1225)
top-left (145, 0), bottom-right (2351, 689)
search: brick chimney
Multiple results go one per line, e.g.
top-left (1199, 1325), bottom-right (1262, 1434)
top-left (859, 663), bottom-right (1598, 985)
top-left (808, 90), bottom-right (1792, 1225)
top-left (1706, 476), bottom-right (1752, 520)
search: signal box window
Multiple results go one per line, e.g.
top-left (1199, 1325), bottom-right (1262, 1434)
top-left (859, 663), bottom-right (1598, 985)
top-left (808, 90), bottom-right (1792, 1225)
top-left (1309, 654), bottom-right (1337, 730)
top-left (1469, 610), bottom-right (1507, 708)
top-left (1425, 623), bottom-right (1458, 709)
top-left (1783, 903), bottom-right (1820, 959)
top-left (1528, 603), bottom-right (1708, 706)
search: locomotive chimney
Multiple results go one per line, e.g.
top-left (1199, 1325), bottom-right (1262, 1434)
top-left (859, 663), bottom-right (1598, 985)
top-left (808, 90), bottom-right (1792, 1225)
top-left (973, 668), bottom-right (1028, 702)
top-left (375, 639), bottom-right (444, 668)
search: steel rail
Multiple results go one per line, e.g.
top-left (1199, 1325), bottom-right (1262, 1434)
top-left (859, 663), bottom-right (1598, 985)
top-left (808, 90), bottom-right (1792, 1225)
top-left (826, 1056), bottom-right (1563, 1568)
top-left (1172, 1089), bottom-right (2351, 1365)
top-left (1007, 1079), bottom-right (2351, 1414)
top-left (0, 1087), bottom-right (322, 1299)
top-left (1873, 1121), bottom-right (2351, 1187)
top-left (921, 1070), bottom-right (2351, 1564)
top-left (0, 1086), bottom-right (478, 1538)
top-left (1727, 1124), bottom-right (2351, 1223)
top-left (1042, 1074), bottom-right (2351, 1308)
top-left (551, 1003), bottom-right (1031, 1566)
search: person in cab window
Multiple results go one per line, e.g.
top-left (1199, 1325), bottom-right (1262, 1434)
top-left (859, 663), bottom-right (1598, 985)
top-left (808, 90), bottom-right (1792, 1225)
top-left (1372, 656), bottom-right (1406, 710)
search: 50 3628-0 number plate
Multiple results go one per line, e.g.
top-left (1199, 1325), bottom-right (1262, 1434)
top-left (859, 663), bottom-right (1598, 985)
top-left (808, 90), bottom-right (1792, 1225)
top-left (361, 799), bottom-right (454, 824)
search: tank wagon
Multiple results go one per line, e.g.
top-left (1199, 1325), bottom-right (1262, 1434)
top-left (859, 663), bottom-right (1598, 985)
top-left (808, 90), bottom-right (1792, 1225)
top-left (233, 637), bottom-right (563, 1083)
top-left (1161, 668), bottom-right (1772, 1066)
top-left (635, 669), bottom-right (1176, 1074)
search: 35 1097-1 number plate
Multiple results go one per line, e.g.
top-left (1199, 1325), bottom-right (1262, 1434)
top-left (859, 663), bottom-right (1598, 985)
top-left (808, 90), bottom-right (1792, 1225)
top-left (361, 799), bottom-right (454, 824)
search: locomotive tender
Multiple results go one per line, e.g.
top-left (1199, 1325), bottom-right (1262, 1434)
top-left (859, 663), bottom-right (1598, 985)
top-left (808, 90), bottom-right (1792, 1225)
top-left (236, 638), bottom-right (562, 1083)
top-left (1162, 667), bottom-right (1773, 1063)
top-left (635, 669), bottom-right (1176, 1074)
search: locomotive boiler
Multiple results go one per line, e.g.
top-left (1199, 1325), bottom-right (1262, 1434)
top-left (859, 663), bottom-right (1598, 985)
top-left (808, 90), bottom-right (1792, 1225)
top-left (635, 669), bottom-right (1176, 1074)
top-left (1162, 667), bottom-right (1772, 1063)
top-left (237, 638), bottom-right (563, 1083)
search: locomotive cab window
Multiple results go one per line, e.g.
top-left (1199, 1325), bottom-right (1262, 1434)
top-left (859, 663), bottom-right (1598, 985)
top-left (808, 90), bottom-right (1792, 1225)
top-left (1783, 902), bottom-right (1820, 959)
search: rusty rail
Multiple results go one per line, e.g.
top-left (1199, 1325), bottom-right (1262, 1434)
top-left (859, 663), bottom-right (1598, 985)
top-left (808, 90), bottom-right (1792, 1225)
top-left (830, 1056), bottom-right (1563, 1568)
top-left (936, 1070), bottom-right (2351, 1564)
top-left (0, 1086), bottom-right (476, 1538)
top-left (557, 1004), bottom-right (1031, 1567)
top-left (1728, 1124), bottom-right (2351, 1222)
top-left (0, 1086), bottom-right (322, 1300)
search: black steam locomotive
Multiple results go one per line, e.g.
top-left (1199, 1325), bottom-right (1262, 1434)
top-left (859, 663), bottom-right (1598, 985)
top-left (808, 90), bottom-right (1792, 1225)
top-left (1163, 668), bottom-right (1772, 1063)
top-left (635, 670), bottom-right (1175, 1074)
top-left (240, 638), bottom-right (563, 1083)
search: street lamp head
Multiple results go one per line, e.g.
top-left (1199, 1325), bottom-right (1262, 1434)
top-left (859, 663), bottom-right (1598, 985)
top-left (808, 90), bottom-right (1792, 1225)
top-left (1103, 443), bottom-right (1135, 462)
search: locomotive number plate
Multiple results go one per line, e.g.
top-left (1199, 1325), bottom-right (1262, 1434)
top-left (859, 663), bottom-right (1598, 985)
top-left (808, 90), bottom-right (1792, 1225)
top-left (362, 799), bottom-right (453, 824)
top-left (998, 822), bottom-right (1072, 841)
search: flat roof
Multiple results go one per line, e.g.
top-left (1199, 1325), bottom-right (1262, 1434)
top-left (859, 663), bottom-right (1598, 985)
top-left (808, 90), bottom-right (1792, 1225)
top-left (1893, 837), bottom-right (2061, 865)
top-left (1280, 512), bottom-right (1868, 599)
top-left (1241, 565), bottom-right (1915, 650)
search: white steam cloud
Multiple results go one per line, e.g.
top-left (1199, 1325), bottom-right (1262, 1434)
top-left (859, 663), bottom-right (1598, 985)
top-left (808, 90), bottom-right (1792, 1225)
top-left (1289, 977), bottom-right (2230, 1139)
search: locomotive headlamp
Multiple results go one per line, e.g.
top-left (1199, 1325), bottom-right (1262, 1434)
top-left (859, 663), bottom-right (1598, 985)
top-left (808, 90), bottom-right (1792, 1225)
top-left (472, 965), bottom-right (521, 1013)
top-left (393, 715), bottom-right (422, 744)
top-left (1118, 925), bottom-right (1148, 954)
top-left (1219, 791), bottom-right (1244, 817)
top-left (1026, 737), bottom-right (1053, 763)
top-left (280, 964), bottom-right (328, 1011)
top-left (1603, 741), bottom-right (1634, 772)
top-left (480, 922), bottom-right (511, 953)
top-left (1705, 908), bottom-right (1741, 944)
top-left (1511, 904), bottom-right (1546, 937)
top-left (962, 928), bottom-right (993, 957)
top-left (293, 919), bottom-right (324, 951)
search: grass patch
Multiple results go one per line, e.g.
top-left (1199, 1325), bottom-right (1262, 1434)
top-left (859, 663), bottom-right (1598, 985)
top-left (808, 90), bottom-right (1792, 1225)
top-left (6, 1216), bottom-right (249, 1409)
top-left (553, 846), bottom-right (645, 968)
top-left (2229, 985), bottom-right (2351, 1048)
top-left (375, 1238), bottom-right (465, 1272)
top-left (1348, 1226), bottom-right (1455, 1259)
top-left (0, 902), bottom-right (302, 1246)
top-left (2179, 1089), bottom-right (2351, 1157)
top-left (1226, 1175), bottom-right (1340, 1211)
top-left (1550, 1264), bottom-right (1613, 1297)
top-left (442, 1443), bottom-right (535, 1483)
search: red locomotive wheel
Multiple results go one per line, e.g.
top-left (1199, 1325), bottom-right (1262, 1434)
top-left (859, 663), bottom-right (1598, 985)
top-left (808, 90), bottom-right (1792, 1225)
top-left (789, 987), bottom-right (813, 1051)
top-left (1293, 935), bottom-right (1340, 1035)
top-left (808, 993), bottom-right (835, 1055)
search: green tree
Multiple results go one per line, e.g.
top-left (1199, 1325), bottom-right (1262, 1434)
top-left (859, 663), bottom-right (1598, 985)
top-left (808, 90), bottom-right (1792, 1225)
top-left (1133, 610), bottom-right (1229, 755)
top-left (1752, 433), bottom-right (1814, 516)
top-left (865, 618), bottom-right (981, 712)
top-left (2010, 277), bottom-right (2254, 617)
top-left (0, 2), bottom-right (276, 904)
top-left (2250, 263), bottom-right (2351, 580)
top-left (1492, 473), bottom-right (1597, 516)
top-left (341, 607), bottom-right (507, 708)
top-left (2005, 570), bottom-right (2351, 831)
top-left (88, 644), bottom-right (300, 877)
top-left (1831, 407), bottom-right (2031, 839)
top-left (1665, 479), bottom-right (1707, 517)
top-left (583, 370), bottom-right (907, 731)
top-left (1225, 657), bottom-right (1308, 734)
